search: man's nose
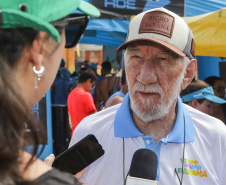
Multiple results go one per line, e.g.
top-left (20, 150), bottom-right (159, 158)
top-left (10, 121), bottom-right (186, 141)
top-left (136, 59), bottom-right (157, 85)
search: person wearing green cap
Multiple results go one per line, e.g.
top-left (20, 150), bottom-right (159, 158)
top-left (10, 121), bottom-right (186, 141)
top-left (0, 0), bottom-right (100, 184)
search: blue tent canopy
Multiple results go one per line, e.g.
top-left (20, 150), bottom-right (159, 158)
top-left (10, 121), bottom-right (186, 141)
top-left (80, 19), bottom-right (128, 46)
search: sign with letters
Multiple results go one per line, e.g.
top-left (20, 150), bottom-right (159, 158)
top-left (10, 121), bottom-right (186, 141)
top-left (90, 0), bottom-right (184, 20)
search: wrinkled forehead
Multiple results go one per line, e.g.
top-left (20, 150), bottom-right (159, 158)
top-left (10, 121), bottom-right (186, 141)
top-left (126, 41), bottom-right (181, 59)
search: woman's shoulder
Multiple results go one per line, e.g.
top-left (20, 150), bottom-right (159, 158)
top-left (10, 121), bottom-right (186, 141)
top-left (33, 168), bottom-right (81, 185)
top-left (21, 152), bottom-right (81, 185)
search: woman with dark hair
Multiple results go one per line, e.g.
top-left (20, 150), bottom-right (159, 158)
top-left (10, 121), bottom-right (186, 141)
top-left (205, 76), bottom-right (226, 123)
top-left (0, 0), bottom-right (99, 184)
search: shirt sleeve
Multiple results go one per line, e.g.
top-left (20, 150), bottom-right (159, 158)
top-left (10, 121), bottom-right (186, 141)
top-left (33, 169), bottom-right (82, 185)
top-left (84, 93), bottom-right (97, 113)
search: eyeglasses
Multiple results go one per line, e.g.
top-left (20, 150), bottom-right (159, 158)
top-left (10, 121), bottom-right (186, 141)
top-left (213, 87), bottom-right (226, 93)
top-left (65, 14), bottom-right (89, 48)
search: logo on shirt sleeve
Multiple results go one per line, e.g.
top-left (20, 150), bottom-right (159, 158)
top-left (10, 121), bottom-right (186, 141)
top-left (176, 158), bottom-right (208, 177)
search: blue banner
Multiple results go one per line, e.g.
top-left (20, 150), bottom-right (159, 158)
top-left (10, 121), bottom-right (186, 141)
top-left (90, 0), bottom-right (185, 20)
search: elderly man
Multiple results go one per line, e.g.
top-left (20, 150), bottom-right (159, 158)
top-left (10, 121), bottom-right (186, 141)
top-left (69, 7), bottom-right (226, 185)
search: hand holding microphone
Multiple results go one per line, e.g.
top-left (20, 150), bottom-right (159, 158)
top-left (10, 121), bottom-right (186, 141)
top-left (126, 149), bottom-right (158, 185)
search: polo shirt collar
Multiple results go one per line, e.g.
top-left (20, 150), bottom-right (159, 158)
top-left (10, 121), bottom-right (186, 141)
top-left (114, 93), bottom-right (195, 143)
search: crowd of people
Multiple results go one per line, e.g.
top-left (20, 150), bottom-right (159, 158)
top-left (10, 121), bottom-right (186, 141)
top-left (51, 59), bottom-right (125, 137)
top-left (53, 58), bottom-right (226, 133)
top-left (1, 1), bottom-right (226, 185)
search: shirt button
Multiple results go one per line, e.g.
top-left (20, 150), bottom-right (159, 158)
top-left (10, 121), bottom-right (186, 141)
top-left (146, 140), bottom-right (151, 144)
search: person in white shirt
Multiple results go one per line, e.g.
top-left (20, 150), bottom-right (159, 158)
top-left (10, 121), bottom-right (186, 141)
top-left (70, 7), bottom-right (226, 185)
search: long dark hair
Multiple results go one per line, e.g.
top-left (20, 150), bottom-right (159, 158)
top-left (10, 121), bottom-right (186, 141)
top-left (0, 27), bottom-right (42, 185)
top-left (0, 18), bottom-right (67, 185)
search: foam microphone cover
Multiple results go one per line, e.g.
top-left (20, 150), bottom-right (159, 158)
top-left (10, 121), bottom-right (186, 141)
top-left (129, 149), bottom-right (158, 180)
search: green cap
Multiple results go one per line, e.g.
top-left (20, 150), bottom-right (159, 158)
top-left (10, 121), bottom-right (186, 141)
top-left (0, 0), bottom-right (100, 43)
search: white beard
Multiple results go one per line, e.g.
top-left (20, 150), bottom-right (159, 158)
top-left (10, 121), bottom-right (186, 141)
top-left (129, 71), bottom-right (185, 122)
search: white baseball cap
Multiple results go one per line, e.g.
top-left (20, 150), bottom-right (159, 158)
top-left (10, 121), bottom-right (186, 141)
top-left (117, 7), bottom-right (195, 59)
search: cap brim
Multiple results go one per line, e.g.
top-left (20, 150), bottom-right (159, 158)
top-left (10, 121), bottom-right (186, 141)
top-left (205, 95), bottom-right (226, 104)
top-left (117, 38), bottom-right (186, 58)
top-left (2, 9), bottom-right (61, 43)
top-left (78, 0), bottom-right (100, 17)
top-left (69, 76), bottom-right (79, 84)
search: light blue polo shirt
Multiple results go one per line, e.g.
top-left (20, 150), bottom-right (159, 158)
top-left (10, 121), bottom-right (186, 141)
top-left (114, 93), bottom-right (195, 180)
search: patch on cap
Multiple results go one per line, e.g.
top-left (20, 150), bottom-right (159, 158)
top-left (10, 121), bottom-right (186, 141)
top-left (191, 39), bottom-right (196, 58)
top-left (139, 11), bottom-right (175, 38)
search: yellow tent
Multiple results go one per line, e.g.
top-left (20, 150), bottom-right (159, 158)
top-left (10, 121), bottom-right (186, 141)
top-left (183, 8), bottom-right (226, 57)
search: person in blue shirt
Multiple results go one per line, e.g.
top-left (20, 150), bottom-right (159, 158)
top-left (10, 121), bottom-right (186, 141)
top-left (60, 58), bottom-right (71, 82)
top-left (51, 69), bottom-right (69, 105)
top-left (68, 71), bottom-right (79, 93)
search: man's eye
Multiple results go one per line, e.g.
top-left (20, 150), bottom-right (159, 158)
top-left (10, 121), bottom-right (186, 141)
top-left (133, 55), bottom-right (141, 59)
top-left (159, 57), bottom-right (167, 61)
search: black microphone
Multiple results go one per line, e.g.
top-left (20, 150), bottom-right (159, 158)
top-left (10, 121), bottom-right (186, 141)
top-left (126, 149), bottom-right (158, 185)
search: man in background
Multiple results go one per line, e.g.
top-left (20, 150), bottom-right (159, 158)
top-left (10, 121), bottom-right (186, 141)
top-left (60, 59), bottom-right (71, 82)
top-left (51, 69), bottom-right (69, 105)
top-left (67, 69), bottom-right (97, 136)
top-left (105, 69), bottom-right (128, 108)
top-left (68, 71), bottom-right (79, 93)
top-left (88, 63), bottom-right (103, 102)
top-left (95, 61), bottom-right (117, 110)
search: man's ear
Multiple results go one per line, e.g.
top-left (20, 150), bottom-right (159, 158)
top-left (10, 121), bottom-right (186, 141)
top-left (83, 78), bottom-right (90, 86)
top-left (86, 79), bottom-right (91, 84)
top-left (30, 32), bottom-right (46, 70)
top-left (181, 59), bottom-right (197, 90)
